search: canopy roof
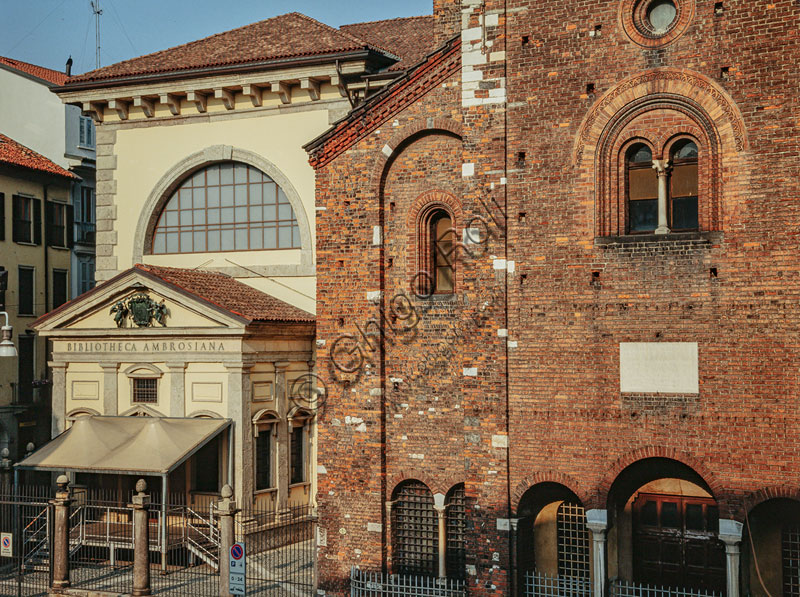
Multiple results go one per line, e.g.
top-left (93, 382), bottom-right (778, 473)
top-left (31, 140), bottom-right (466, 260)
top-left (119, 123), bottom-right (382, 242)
top-left (16, 416), bottom-right (230, 476)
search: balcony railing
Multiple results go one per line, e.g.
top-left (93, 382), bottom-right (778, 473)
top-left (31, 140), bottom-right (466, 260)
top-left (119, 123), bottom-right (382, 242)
top-left (74, 222), bottom-right (95, 245)
top-left (524, 570), bottom-right (592, 597)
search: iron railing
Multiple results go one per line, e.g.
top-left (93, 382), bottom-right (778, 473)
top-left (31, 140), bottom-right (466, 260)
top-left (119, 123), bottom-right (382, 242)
top-left (351, 567), bottom-right (466, 597)
top-left (74, 222), bottom-right (95, 245)
top-left (524, 570), bottom-right (592, 596)
top-left (610, 579), bottom-right (722, 597)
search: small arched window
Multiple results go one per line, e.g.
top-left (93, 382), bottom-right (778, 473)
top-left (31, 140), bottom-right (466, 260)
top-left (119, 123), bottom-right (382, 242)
top-left (418, 208), bottom-right (455, 295)
top-left (670, 139), bottom-right (699, 231)
top-left (253, 410), bottom-right (280, 492)
top-left (445, 484), bottom-right (466, 580)
top-left (151, 162), bottom-right (300, 254)
top-left (626, 143), bottom-right (658, 233)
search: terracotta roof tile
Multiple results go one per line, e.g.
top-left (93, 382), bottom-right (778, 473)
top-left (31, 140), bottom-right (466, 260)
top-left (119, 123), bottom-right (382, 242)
top-left (67, 12), bottom-right (383, 84)
top-left (0, 134), bottom-right (77, 180)
top-left (305, 36), bottom-right (461, 169)
top-left (340, 15), bottom-right (435, 71)
top-left (0, 56), bottom-right (69, 86)
top-left (135, 264), bottom-right (313, 323)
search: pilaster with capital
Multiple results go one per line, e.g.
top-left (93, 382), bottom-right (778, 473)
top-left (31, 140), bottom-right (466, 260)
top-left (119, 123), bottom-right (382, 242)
top-left (50, 362), bottom-right (67, 438)
top-left (719, 518), bottom-right (743, 597)
top-left (586, 509), bottom-right (609, 597)
top-left (165, 361), bottom-right (186, 417)
top-left (99, 362), bottom-right (119, 416)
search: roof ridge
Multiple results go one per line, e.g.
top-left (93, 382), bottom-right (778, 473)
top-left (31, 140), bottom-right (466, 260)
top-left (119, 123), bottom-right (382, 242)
top-left (292, 12), bottom-right (397, 58)
top-left (0, 133), bottom-right (77, 179)
top-left (0, 55), bottom-right (68, 85)
top-left (341, 14), bottom-right (432, 27)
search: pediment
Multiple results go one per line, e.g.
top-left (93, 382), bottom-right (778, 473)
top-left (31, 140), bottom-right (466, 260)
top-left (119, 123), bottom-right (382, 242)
top-left (35, 269), bottom-right (248, 334)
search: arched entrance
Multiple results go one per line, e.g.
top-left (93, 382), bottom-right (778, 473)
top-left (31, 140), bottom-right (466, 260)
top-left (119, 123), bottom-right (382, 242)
top-left (516, 482), bottom-right (591, 590)
top-left (742, 497), bottom-right (800, 596)
top-left (607, 457), bottom-right (725, 592)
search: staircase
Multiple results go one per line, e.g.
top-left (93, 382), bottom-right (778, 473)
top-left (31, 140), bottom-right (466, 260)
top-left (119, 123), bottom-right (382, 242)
top-left (21, 506), bottom-right (49, 571)
top-left (184, 507), bottom-right (220, 570)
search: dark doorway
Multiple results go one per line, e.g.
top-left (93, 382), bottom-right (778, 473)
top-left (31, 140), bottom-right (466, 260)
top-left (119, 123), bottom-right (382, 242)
top-left (633, 492), bottom-right (725, 591)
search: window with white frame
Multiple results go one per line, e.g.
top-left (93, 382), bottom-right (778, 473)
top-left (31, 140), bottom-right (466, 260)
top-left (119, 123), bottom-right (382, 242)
top-left (79, 116), bottom-right (94, 148)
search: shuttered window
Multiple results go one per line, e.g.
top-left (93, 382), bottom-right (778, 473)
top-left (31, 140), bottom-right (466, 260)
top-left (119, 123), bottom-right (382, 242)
top-left (12, 196), bottom-right (41, 245)
top-left (52, 269), bottom-right (68, 309)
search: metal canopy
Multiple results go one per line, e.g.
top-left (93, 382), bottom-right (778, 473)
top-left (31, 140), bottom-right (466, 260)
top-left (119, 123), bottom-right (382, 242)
top-left (15, 415), bottom-right (231, 476)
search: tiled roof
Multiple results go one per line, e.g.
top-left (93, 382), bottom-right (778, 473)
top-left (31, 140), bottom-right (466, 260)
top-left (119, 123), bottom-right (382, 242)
top-left (305, 35), bottom-right (461, 169)
top-left (0, 134), bottom-right (77, 180)
top-left (135, 264), bottom-right (314, 323)
top-left (341, 15), bottom-right (435, 72)
top-left (0, 56), bottom-right (69, 86)
top-left (66, 12), bottom-right (385, 84)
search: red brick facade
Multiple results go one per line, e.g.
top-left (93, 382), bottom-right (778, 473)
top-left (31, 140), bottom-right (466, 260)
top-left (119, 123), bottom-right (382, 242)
top-left (309, 1), bottom-right (800, 594)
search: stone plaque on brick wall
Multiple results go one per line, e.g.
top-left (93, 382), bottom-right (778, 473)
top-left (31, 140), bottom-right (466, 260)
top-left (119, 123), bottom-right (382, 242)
top-left (619, 342), bottom-right (699, 394)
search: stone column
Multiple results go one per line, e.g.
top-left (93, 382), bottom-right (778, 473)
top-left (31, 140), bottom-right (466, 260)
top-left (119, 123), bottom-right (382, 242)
top-left (586, 509), bottom-right (609, 597)
top-left (129, 479), bottom-right (151, 596)
top-left (719, 518), bottom-right (744, 597)
top-left (217, 484), bottom-right (239, 597)
top-left (226, 364), bottom-right (253, 504)
top-left (434, 502), bottom-right (447, 578)
top-left (50, 475), bottom-right (72, 591)
top-left (166, 361), bottom-right (186, 417)
top-left (274, 362), bottom-right (290, 513)
top-left (509, 518), bottom-right (520, 597)
top-left (652, 159), bottom-right (671, 235)
top-left (49, 362), bottom-right (67, 437)
top-left (100, 362), bottom-right (119, 416)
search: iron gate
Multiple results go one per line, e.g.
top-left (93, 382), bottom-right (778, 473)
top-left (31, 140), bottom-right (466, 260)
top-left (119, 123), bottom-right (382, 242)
top-left (0, 486), bottom-right (52, 597)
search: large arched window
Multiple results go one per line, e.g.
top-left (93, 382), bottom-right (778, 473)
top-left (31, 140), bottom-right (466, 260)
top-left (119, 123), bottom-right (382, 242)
top-left (151, 162), bottom-right (300, 254)
top-left (626, 143), bottom-right (658, 233)
top-left (445, 484), bottom-right (466, 580)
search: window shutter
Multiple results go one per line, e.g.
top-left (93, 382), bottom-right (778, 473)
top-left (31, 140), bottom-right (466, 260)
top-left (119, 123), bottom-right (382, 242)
top-left (11, 196), bottom-right (21, 243)
top-left (45, 201), bottom-right (54, 247)
top-left (33, 198), bottom-right (42, 245)
top-left (66, 204), bottom-right (74, 248)
top-left (0, 193), bottom-right (4, 241)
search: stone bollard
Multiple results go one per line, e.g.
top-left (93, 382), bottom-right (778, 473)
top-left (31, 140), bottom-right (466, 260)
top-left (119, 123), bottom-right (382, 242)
top-left (51, 474), bottom-right (72, 591)
top-left (129, 479), bottom-right (152, 596)
top-left (217, 484), bottom-right (239, 597)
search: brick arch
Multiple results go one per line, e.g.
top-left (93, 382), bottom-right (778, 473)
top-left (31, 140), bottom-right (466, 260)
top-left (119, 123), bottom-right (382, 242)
top-left (743, 486), bottom-right (800, 516)
top-left (574, 68), bottom-right (748, 166)
top-left (511, 472), bottom-right (591, 515)
top-left (591, 445), bottom-right (724, 510)
top-left (389, 469), bottom-right (438, 498)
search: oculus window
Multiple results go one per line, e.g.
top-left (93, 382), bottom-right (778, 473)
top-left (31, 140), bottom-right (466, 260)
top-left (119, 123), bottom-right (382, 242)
top-left (152, 162), bottom-right (300, 254)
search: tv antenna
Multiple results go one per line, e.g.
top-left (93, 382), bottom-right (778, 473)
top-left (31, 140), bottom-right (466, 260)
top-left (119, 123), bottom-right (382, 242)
top-left (90, 0), bottom-right (103, 69)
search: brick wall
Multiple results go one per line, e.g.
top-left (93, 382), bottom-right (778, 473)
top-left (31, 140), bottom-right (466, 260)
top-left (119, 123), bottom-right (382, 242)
top-left (311, 0), bottom-right (800, 594)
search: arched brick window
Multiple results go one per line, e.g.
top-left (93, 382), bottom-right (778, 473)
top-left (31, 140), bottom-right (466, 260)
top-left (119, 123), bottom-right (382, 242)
top-left (626, 143), bottom-right (658, 233)
top-left (392, 480), bottom-right (437, 576)
top-left (557, 501), bottom-right (590, 579)
top-left (669, 139), bottom-right (699, 231)
top-left (417, 206), bottom-right (455, 295)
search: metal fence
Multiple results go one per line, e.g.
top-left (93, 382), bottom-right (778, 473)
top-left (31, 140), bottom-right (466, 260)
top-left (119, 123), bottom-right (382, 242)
top-left (0, 485), bottom-right (52, 597)
top-left (524, 570), bottom-right (592, 596)
top-left (350, 567), bottom-right (466, 597)
top-left (235, 501), bottom-right (316, 595)
top-left (610, 579), bottom-right (722, 597)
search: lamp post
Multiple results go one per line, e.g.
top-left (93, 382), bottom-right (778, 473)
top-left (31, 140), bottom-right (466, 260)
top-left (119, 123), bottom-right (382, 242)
top-left (0, 312), bottom-right (16, 358)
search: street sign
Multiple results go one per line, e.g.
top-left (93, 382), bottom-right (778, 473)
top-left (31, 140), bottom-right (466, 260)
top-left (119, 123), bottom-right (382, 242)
top-left (229, 542), bottom-right (246, 595)
top-left (1, 533), bottom-right (11, 557)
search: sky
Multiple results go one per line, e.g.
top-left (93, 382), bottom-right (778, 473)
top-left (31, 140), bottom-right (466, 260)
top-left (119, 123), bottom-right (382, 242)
top-left (1, 0), bottom-right (433, 75)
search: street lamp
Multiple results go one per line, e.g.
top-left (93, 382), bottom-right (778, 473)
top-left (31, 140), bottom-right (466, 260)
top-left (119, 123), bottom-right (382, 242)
top-left (0, 312), bottom-right (16, 358)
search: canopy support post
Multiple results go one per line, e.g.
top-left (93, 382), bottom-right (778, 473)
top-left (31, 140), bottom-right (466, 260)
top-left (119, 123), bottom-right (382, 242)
top-left (227, 426), bottom-right (234, 487)
top-left (161, 474), bottom-right (168, 573)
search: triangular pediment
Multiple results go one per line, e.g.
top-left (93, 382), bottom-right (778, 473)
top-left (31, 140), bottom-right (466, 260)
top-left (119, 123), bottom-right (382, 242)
top-left (34, 268), bottom-right (248, 335)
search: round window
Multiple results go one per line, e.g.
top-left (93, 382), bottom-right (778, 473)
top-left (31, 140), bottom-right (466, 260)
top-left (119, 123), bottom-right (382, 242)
top-left (646, 0), bottom-right (678, 34)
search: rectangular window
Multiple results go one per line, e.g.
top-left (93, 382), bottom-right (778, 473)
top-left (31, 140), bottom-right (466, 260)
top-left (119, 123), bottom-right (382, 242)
top-left (255, 431), bottom-right (272, 490)
top-left (12, 196), bottom-right (40, 245)
top-left (290, 425), bottom-right (305, 485)
top-left (79, 259), bottom-right (95, 294)
top-left (79, 116), bottom-right (94, 148)
top-left (132, 378), bottom-right (158, 403)
top-left (0, 193), bottom-right (5, 241)
top-left (18, 266), bottom-right (34, 316)
top-left (46, 201), bottom-right (73, 248)
top-left (52, 269), bottom-right (68, 309)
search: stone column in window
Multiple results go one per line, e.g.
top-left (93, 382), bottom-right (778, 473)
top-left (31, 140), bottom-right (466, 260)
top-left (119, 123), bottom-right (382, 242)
top-left (652, 159), bottom-right (671, 234)
top-left (433, 492), bottom-right (447, 578)
top-left (719, 519), bottom-right (743, 597)
top-left (274, 362), bottom-right (290, 514)
top-left (100, 363), bottom-right (119, 416)
top-left (50, 362), bottom-right (67, 437)
top-left (586, 509), bottom-right (608, 597)
top-left (165, 361), bottom-right (186, 417)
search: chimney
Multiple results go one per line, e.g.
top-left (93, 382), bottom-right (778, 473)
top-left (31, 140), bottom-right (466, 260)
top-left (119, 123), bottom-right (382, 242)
top-left (65, 56), bottom-right (73, 77)
top-left (433, 0), bottom-right (461, 45)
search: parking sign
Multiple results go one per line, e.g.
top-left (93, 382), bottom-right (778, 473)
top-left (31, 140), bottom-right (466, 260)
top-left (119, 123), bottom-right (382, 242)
top-left (229, 542), bottom-right (246, 595)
